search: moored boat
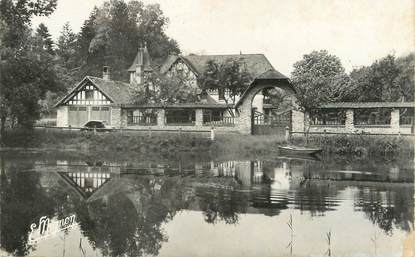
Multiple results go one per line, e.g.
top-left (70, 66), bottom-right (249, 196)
top-left (278, 145), bottom-right (322, 155)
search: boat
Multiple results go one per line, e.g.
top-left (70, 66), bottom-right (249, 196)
top-left (278, 145), bottom-right (322, 155)
top-left (276, 153), bottom-right (322, 162)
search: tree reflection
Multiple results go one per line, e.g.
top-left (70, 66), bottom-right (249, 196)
top-left (69, 176), bottom-right (203, 257)
top-left (0, 161), bottom-right (56, 256)
top-left (1, 155), bottom-right (414, 257)
top-left (198, 189), bottom-right (246, 224)
top-left (356, 187), bottom-right (414, 234)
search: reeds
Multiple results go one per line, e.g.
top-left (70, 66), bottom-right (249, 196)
top-left (325, 229), bottom-right (332, 257)
top-left (286, 214), bottom-right (294, 255)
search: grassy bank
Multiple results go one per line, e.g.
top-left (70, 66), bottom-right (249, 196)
top-left (292, 133), bottom-right (414, 158)
top-left (1, 128), bottom-right (413, 159)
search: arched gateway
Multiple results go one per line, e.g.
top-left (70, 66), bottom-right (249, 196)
top-left (234, 69), bottom-right (297, 135)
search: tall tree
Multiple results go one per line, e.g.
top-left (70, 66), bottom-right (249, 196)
top-left (350, 55), bottom-right (403, 102)
top-left (78, 0), bottom-right (180, 81)
top-left (0, 0), bottom-right (57, 48)
top-left (0, 0), bottom-right (59, 142)
top-left (56, 22), bottom-right (77, 67)
top-left (395, 53), bottom-right (414, 101)
top-left (291, 50), bottom-right (352, 141)
top-left (291, 50), bottom-right (352, 111)
top-left (35, 23), bottom-right (54, 54)
top-left (351, 53), bottom-right (415, 102)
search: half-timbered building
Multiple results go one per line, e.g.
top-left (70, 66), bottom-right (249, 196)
top-left (54, 74), bottom-right (132, 127)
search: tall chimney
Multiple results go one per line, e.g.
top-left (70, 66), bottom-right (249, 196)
top-left (103, 66), bottom-right (110, 80)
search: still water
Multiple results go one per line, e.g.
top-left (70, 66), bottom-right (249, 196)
top-left (0, 151), bottom-right (413, 257)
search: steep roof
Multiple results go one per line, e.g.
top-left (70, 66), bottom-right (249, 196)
top-left (234, 69), bottom-right (294, 108)
top-left (128, 45), bottom-right (153, 72)
top-left (185, 54), bottom-right (275, 78)
top-left (255, 69), bottom-right (289, 80)
top-left (54, 76), bottom-right (133, 107)
top-left (159, 54), bottom-right (180, 74)
top-left (160, 53), bottom-right (278, 80)
top-left (87, 76), bottom-right (132, 104)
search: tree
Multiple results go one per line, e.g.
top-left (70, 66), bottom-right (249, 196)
top-left (291, 50), bottom-right (352, 141)
top-left (1, 45), bottom-right (62, 128)
top-left (0, 0), bottom-right (57, 48)
top-left (131, 72), bottom-right (200, 105)
top-left (395, 53), bottom-right (414, 101)
top-left (262, 88), bottom-right (292, 111)
top-left (199, 58), bottom-right (252, 104)
top-left (56, 22), bottom-right (77, 68)
top-left (350, 55), bottom-right (404, 102)
top-left (0, 0), bottom-right (59, 142)
top-left (77, 0), bottom-right (180, 81)
top-left (35, 23), bottom-right (54, 54)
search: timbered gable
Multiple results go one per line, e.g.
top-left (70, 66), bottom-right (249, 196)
top-left (166, 58), bottom-right (198, 88)
top-left (65, 81), bottom-right (112, 106)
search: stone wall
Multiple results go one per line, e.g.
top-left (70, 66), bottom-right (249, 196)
top-left (125, 124), bottom-right (238, 133)
top-left (345, 109), bottom-right (354, 132)
top-left (291, 110), bottom-right (304, 133)
top-left (125, 108), bottom-right (239, 133)
top-left (56, 106), bottom-right (68, 127)
top-left (195, 109), bottom-right (203, 126)
top-left (303, 108), bottom-right (412, 135)
top-left (110, 107), bottom-right (122, 128)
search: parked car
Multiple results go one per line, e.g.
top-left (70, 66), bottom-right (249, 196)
top-left (80, 120), bottom-right (115, 132)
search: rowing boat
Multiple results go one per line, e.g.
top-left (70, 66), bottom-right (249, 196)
top-left (278, 145), bottom-right (322, 155)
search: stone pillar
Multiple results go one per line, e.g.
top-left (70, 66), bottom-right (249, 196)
top-left (390, 108), bottom-right (400, 133)
top-left (291, 110), bottom-right (305, 133)
top-left (157, 109), bottom-right (165, 126)
top-left (234, 103), bottom-right (252, 135)
top-left (110, 107), bottom-right (122, 128)
top-left (56, 106), bottom-right (68, 127)
top-left (345, 109), bottom-right (354, 133)
top-left (195, 109), bottom-right (203, 126)
top-left (120, 109), bottom-right (128, 128)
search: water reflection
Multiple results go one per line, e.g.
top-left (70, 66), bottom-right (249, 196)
top-left (0, 153), bottom-right (413, 256)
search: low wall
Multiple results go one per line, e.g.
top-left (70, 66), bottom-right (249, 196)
top-left (126, 124), bottom-right (238, 133)
top-left (293, 108), bottom-right (413, 135)
top-left (56, 106), bottom-right (68, 127)
top-left (308, 125), bottom-right (412, 135)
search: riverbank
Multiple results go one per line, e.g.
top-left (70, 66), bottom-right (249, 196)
top-left (1, 129), bottom-right (413, 159)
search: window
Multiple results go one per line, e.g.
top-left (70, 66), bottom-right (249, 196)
top-left (310, 109), bottom-right (346, 125)
top-left (165, 109), bottom-right (195, 125)
top-left (354, 108), bottom-right (391, 126)
top-left (203, 109), bottom-right (234, 126)
top-left (400, 108), bottom-right (414, 125)
top-left (85, 90), bottom-right (94, 100)
top-left (128, 109), bottom-right (157, 126)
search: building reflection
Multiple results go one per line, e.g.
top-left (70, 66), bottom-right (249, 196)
top-left (0, 156), bottom-right (413, 257)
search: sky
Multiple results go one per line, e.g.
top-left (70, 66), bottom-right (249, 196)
top-left (32, 0), bottom-right (415, 75)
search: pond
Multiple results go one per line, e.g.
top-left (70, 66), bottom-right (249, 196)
top-left (0, 151), bottom-right (413, 257)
